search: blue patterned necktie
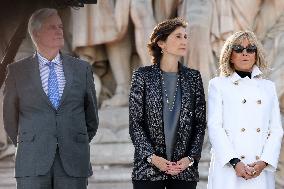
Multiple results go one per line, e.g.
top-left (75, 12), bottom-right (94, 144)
top-left (47, 62), bottom-right (60, 109)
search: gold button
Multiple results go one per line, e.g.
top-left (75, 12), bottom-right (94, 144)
top-left (257, 100), bottom-right (262, 104)
top-left (240, 155), bottom-right (245, 159)
top-left (233, 81), bottom-right (239, 85)
top-left (242, 99), bottom-right (246, 104)
top-left (256, 128), bottom-right (261, 132)
top-left (241, 128), bottom-right (246, 132)
top-left (256, 156), bottom-right (260, 160)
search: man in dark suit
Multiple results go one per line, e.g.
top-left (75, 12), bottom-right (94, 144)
top-left (3, 8), bottom-right (99, 189)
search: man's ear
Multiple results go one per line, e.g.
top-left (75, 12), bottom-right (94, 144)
top-left (33, 30), bottom-right (38, 39)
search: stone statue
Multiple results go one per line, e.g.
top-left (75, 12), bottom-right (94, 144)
top-left (178, 0), bottom-right (216, 91)
top-left (72, 0), bottom-right (131, 107)
top-left (72, 0), bottom-right (179, 107)
top-left (206, 0), bottom-right (284, 88)
top-left (131, 0), bottom-right (179, 67)
top-left (253, 1), bottom-right (284, 99)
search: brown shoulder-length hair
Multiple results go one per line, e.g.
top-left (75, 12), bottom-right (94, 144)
top-left (147, 17), bottom-right (188, 64)
top-left (219, 30), bottom-right (269, 77)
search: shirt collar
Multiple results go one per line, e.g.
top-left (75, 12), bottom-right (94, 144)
top-left (37, 52), bottom-right (61, 67)
top-left (251, 65), bottom-right (262, 78)
top-left (230, 65), bottom-right (263, 83)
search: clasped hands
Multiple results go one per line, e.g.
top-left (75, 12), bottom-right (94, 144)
top-left (151, 154), bottom-right (191, 176)
top-left (235, 161), bottom-right (267, 180)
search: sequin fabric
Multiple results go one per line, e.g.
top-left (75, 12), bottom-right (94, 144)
top-left (129, 63), bottom-right (206, 181)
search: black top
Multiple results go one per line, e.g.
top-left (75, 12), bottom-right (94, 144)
top-left (235, 70), bottom-right (251, 79)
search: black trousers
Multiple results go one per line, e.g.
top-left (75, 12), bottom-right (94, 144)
top-left (16, 147), bottom-right (88, 189)
top-left (133, 179), bottom-right (197, 189)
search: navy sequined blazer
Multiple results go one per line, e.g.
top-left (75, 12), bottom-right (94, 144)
top-left (129, 63), bottom-right (206, 181)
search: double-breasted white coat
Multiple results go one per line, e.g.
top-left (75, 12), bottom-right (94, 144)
top-left (207, 66), bottom-right (283, 189)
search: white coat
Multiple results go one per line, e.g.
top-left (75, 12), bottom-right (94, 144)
top-left (207, 66), bottom-right (283, 189)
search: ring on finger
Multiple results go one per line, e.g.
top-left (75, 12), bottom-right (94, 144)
top-left (252, 170), bottom-right (257, 175)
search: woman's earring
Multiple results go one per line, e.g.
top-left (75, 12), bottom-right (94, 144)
top-left (161, 49), bottom-right (164, 54)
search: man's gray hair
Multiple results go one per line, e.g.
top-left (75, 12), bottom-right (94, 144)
top-left (28, 8), bottom-right (58, 45)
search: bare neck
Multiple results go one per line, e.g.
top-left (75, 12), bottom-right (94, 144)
top-left (37, 47), bottom-right (60, 61)
top-left (160, 55), bottom-right (180, 72)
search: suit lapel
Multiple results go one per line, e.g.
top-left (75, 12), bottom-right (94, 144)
top-left (176, 67), bottom-right (192, 141)
top-left (29, 53), bottom-right (74, 111)
top-left (152, 64), bottom-right (163, 111)
top-left (180, 68), bottom-right (191, 115)
top-left (151, 64), bottom-right (166, 154)
top-left (57, 54), bottom-right (74, 110)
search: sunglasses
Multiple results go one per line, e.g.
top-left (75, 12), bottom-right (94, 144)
top-left (232, 45), bottom-right (257, 54)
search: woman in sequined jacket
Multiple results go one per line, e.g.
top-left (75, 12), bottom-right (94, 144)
top-left (129, 18), bottom-right (206, 189)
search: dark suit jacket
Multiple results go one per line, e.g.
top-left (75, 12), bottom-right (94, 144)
top-left (3, 53), bottom-right (99, 178)
top-left (129, 63), bottom-right (206, 181)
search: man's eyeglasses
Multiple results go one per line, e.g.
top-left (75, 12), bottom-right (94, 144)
top-left (232, 45), bottom-right (257, 54)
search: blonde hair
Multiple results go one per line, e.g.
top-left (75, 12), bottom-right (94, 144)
top-left (219, 31), bottom-right (268, 77)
